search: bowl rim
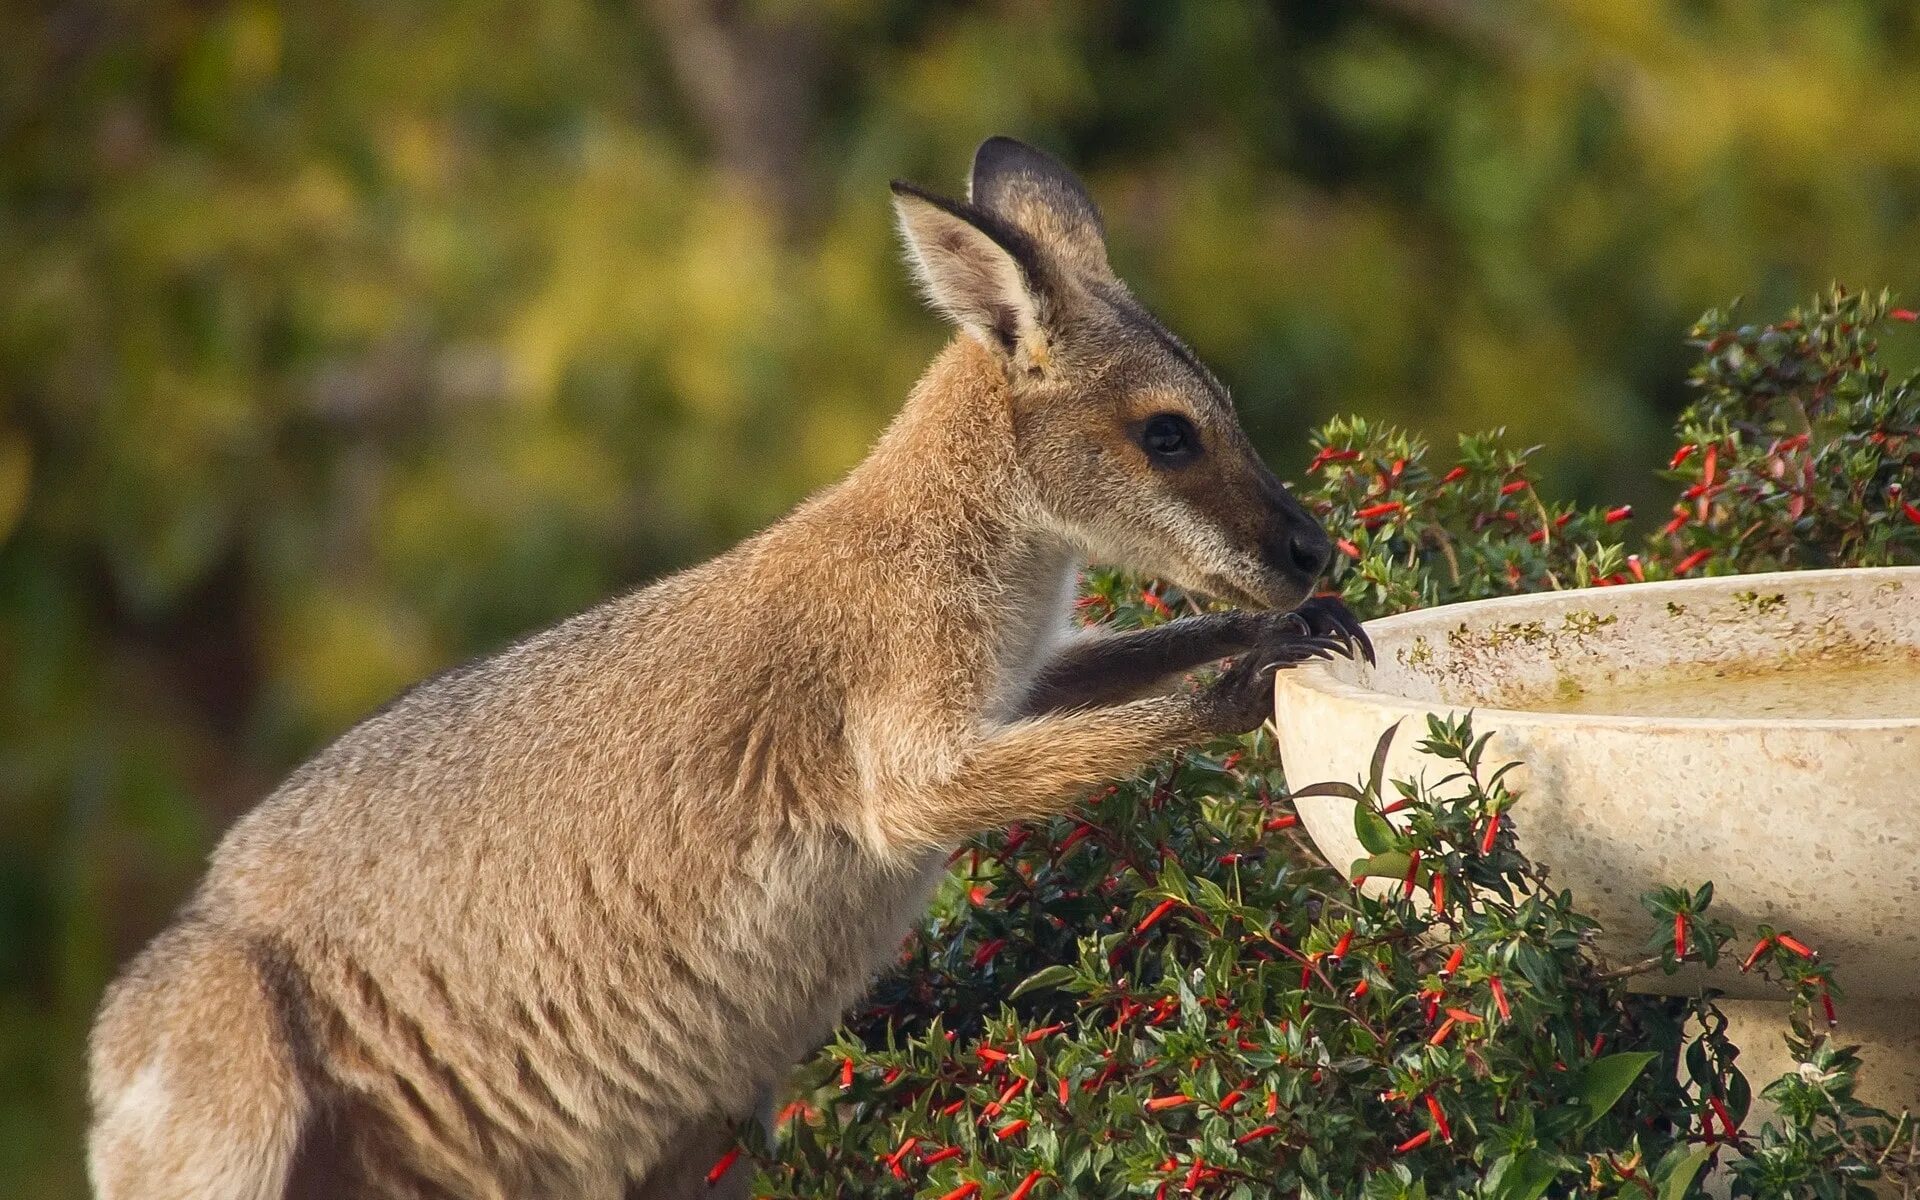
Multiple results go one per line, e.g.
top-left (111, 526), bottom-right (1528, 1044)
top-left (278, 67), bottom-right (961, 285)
top-left (1277, 565), bottom-right (1920, 732)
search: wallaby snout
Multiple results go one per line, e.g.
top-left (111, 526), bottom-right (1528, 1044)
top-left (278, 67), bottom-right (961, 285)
top-left (1258, 473), bottom-right (1334, 596)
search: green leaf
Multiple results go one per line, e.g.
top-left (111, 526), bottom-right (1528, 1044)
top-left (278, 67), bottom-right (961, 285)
top-left (1487, 1151), bottom-right (1559, 1200)
top-left (1348, 851), bottom-right (1428, 886)
top-left (1365, 721), bottom-right (1401, 796)
top-left (1576, 1052), bottom-right (1657, 1129)
top-left (1353, 806), bottom-right (1396, 854)
top-left (1008, 964), bottom-right (1079, 999)
top-left (1655, 1145), bottom-right (1712, 1200)
top-left (1290, 780), bottom-right (1367, 802)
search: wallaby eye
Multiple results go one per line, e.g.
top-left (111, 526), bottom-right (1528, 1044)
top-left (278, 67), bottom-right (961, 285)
top-left (1139, 413), bottom-right (1199, 463)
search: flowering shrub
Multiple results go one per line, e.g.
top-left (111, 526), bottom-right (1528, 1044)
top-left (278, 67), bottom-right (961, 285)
top-left (752, 293), bottom-right (1920, 1199)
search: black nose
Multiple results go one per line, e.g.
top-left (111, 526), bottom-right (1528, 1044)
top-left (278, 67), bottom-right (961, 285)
top-left (1286, 524), bottom-right (1332, 580)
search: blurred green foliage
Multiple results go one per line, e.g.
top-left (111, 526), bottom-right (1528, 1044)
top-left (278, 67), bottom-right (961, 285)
top-left (3, 1), bottom-right (1918, 1193)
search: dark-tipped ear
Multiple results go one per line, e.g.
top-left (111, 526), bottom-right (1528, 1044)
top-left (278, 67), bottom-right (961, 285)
top-left (969, 136), bottom-right (1109, 278)
top-left (890, 180), bottom-right (1054, 364)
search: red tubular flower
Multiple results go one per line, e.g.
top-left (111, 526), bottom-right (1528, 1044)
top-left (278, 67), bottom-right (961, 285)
top-left (1350, 979), bottom-right (1370, 999)
top-left (1605, 505), bottom-right (1633, 523)
top-left (1441, 465), bottom-right (1470, 484)
top-left (1670, 443), bottom-right (1697, 469)
top-left (1892, 308), bottom-right (1918, 322)
top-left (1395, 1130), bottom-right (1433, 1154)
top-left (1141, 589), bottom-right (1173, 618)
top-left (705, 1146), bottom-right (741, 1186)
top-left (1442, 945), bottom-right (1465, 976)
top-left (885, 1137), bottom-right (920, 1167)
top-left (1741, 936), bottom-right (1774, 971)
top-left (922, 1146), bottom-right (963, 1167)
top-left (1023, 1023), bottom-right (1065, 1044)
top-left (1627, 554), bottom-right (1645, 582)
top-left (1235, 1124), bottom-right (1282, 1145)
top-left (1331, 929), bottom-right (1354, 960)
top-left (1426, 1094), bottom-right (1453, 1141)
top-left (936, 1183), bottom-right (981, 1200)
top-left (1708, 1096), bottom-right (1736, 1138)
top-left (1135, 898), bottom-right (1180, 934)
top-left (1822, 986), bottom-right (1838, 1027)
top-left (1057, 1076), bottom-right (1071, 1106)
top-left (1674, 548), bottom-right (1713, 575)
top-left (1008, 1170), bottom-right (1046, 1200)
top-left (1430, 874), bottom-right (1447, 910)
top-left (994, 1119), bottom-right (1028, 1141)
top-left (1337, 538), bottom-right (1362, 559)
top-left (1703, 444), bottom-right (1719, 486)
top-left (1661, 511), bottom-right (1688, 536)
top-left (1776, 934), bottom-right (1818, 959)
top-left (1145, 1094), bottom-right (1193, 1113)
top-left (1355, 501), bottom-right (1403, 520)
top-left (1217, 1089), bottom-right (1245, 1113)
top-left (1266, 1091), bottom-right (1279, 1117)
top-left (938, 1099), bottom-right (967, 1117)
top-left (1401, 849), bottom-right (1422, 898)
top-left (1902, 501), bottom-right (1920, 526)
top-left (1500, 479), bottom-right (1528, 496)
top-left (1445, 1008), bottom-right (1484, 1024)
top-left (1479, 813), bottom-right (1500, 855)
top-left (977, 1047), bottom-right (1010, 1065)
top-left (840, 1057), bottom-right (854, 1089)
top-left (1054, 824), bottom-right (1094, 858)
top-left (1489, 976), bottom-right (1512, 1021)
top-left (1308, 447), bottom-right (1363, 471)
top-left (1264, 814), bottom-right (1299, 832)
top-left (1673, 913), bottom-right (1689, 959)
top-left (1526, 529), bottom-right (1546, 544)
top-left (1428, 1018), bottom-right (1457, 1046)
top-left (971, 938), bottom-right (1006, 968)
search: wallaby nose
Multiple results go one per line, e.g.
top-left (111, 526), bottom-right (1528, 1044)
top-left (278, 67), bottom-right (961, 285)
top-left (1286, 523), bottom-right (1333, 581)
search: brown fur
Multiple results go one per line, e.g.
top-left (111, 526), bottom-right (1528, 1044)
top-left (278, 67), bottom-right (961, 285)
top-left (87, 138), bottom-right (1352, 1199)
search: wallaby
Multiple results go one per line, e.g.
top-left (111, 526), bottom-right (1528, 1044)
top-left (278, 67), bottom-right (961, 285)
top-left (87, 136), bottom-right (1367, 1200)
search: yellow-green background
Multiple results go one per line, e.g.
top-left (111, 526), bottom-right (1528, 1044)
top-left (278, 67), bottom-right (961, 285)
top-left (4, 2), bottom-right (1918, 1193)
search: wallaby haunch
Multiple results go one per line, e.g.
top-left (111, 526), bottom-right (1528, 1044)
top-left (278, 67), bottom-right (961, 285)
top-left (88, 137), bottom-right (1368, 1199)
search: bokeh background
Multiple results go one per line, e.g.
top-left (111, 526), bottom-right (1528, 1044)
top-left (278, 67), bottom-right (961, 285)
top-left (4, 1), bottom-right (1919, 1192)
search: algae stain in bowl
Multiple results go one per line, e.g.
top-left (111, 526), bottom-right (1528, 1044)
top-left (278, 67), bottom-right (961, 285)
top-left (1513, 654), bottom-right (1920, 720)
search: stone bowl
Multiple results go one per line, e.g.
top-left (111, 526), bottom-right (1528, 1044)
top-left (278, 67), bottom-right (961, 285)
top-left (1271, 566), bottom-right (1920, 1111)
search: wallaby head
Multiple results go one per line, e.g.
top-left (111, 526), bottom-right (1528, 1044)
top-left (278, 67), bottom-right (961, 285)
top-left (890, 136), bottom-right (1332, 610)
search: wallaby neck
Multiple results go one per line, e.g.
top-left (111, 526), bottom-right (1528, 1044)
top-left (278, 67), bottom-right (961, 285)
top-left (834, 335), bottom-right (1081, 698)
top-left (846, 334), bottom-right (1068, 570)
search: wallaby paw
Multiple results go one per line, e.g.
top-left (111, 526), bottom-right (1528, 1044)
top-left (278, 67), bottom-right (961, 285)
top-left (1195, 633), bottom-right (1349, 735)
top-left (1273, 594), bottom-right (1375, 665)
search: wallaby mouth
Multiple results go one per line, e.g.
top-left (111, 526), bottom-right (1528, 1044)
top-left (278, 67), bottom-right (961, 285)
top-left (1255, 510), bottom-right (1333, 608)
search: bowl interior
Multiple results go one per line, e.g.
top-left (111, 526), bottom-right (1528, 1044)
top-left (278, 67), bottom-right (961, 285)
top-left (1341, 567), bottom-right (1920, 725)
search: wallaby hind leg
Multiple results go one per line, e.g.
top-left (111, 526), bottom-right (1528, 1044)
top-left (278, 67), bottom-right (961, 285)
top-left (88, 921), bottom-right (310, 1200)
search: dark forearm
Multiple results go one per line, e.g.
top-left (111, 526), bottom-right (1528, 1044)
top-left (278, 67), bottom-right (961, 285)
top-left (1017, 612), bottom-right (1257, 717)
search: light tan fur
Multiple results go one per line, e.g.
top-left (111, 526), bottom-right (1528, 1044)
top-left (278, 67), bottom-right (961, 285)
top-left (88, 138), bottom-right (1355, 1199)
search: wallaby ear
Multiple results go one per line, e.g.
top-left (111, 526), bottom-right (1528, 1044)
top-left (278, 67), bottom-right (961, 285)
top-left (968, 136), bottom-right (1110, 279)
top-left (890, 180), bottom-right (1053, 362)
